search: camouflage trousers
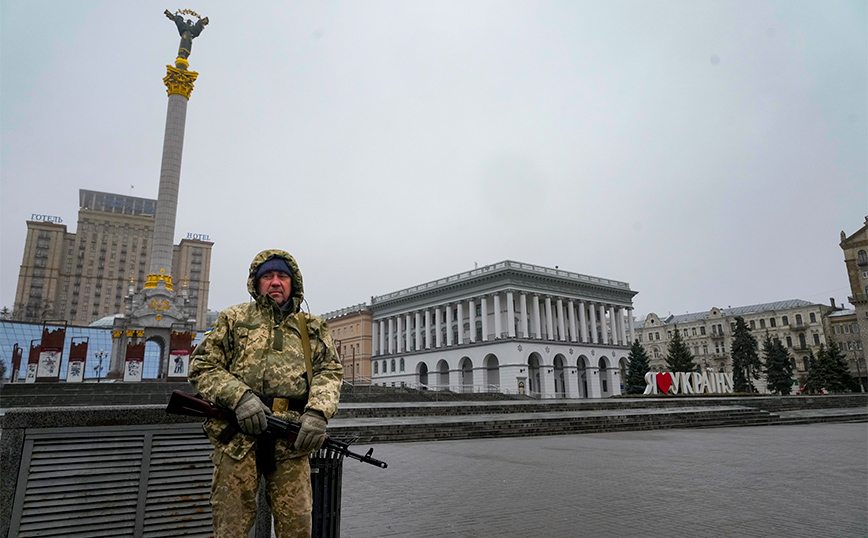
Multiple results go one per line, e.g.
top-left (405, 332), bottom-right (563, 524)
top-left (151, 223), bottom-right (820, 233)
top-left (210, 447), bottom-right (312, 538)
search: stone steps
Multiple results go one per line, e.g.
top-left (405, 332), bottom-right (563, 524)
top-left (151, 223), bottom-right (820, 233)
top-left (2, 383), bottom-right (864, 445)
top-left (327, 406), bottom-right (784, 443)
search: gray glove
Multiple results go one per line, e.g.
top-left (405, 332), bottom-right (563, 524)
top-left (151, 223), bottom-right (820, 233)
top-left (235, 392), bottom-right (271, 435)
top-left (294, 410), bottom-right (327, 453)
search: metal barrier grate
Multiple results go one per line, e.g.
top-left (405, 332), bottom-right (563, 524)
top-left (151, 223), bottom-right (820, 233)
top-left (9, 423), bottom-right (214, 538)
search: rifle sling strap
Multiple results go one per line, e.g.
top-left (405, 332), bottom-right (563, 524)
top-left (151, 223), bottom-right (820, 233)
top-left (296, 312), bottom-right (314, 386)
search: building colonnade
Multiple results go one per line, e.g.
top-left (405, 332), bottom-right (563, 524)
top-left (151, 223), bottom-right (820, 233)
top-left (372, 290), bottom-right (635, 357)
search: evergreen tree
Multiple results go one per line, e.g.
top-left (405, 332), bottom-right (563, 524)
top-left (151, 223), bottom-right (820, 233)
top-left (763, 334), bottom-right (794, 395)
top-left (625, 340), bottom-right (651, 395)
top-left (802, 349), bottom-right (823, 394)
top-left (804, 343), bottom-right (854, 394)
top-left (664, 326), bottom-right (697, 373)
top-left (730, 317), bottom-right (761, 393)
top-left (825, 342), bottom-right (854, 393)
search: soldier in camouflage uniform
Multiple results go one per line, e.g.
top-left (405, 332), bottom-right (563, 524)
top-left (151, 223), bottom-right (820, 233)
top-left (189, 249), bottom-right (343, 538)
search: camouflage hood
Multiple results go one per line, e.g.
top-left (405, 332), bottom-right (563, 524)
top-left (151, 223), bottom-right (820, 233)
top-left (247, 249), bottom-right (304, 315)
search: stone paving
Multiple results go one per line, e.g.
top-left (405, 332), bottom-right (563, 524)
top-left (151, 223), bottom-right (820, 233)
top-left (339, 423), bottom-right (868, 538)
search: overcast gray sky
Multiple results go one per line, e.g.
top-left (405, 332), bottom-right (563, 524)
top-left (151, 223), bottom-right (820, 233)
top-left (2, 0), bottom-right (865, 321)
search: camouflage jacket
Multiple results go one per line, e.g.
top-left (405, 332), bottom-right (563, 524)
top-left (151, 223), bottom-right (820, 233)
top-left (189, 249), bottom-right (342, 461)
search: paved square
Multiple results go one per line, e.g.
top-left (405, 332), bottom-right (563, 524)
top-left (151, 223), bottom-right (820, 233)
top-left (340, 423), bottom-right (868, 537)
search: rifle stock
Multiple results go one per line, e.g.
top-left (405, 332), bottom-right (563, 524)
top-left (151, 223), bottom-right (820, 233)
top-left (166, 390), bottom-right (387, 469)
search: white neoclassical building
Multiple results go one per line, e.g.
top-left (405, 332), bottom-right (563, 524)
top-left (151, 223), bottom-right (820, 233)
top-left (368, 260), bottom-right (638, 399)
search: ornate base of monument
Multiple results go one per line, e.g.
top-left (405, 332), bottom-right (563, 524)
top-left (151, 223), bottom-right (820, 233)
top-left (110, 278), bottom-right (196, 381)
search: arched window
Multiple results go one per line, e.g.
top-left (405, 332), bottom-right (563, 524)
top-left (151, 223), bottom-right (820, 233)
top-left (795, 314), bottom-right (802, 326)
top-left (782, 316), bottom-right (789, 326)
top-left (809, 313), bottom-right (816, 323)
top-left (400, 358), bottom-right (405, 372)
top-left (858, 250), bottom-right (867, 265)
top-left (373, 362), bottom-right (378, 374)
top-left (390, 359), bottom-right (396, 372)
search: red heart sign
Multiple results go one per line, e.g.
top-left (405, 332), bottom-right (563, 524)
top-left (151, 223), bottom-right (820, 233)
top-left (657, 372), bottom-right (672, 394)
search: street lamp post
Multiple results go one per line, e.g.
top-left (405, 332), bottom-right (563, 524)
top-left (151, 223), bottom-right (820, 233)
top-left (94, 349), bottom-right (108, 382)
top-left (335, 338), bottom-right (343, 380)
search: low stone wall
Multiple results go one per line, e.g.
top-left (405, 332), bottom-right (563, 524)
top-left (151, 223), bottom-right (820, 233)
top-left (0, 405), bottom-right (202, 538)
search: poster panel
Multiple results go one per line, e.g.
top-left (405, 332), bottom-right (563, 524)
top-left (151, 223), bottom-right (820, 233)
top-left (124, 359), bottom-right (144, 382)
top-left (66, 339), bottom-right (89, 383)
top-left (11, 344), bottom-right (23, 383)
top-left (168, 331), bottom-right (193, 381)
top-left (124, 341), bottom-right (146, 383)
top-left (25, 341), bottom-right (40, 383)
top-left (36, 325), bottom-right (66, 382)
top-left (36, 350), bottom-right (62, 379)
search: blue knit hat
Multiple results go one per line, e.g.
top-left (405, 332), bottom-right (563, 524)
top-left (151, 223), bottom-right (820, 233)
top-left (255, 257), bottom-right (292, 280)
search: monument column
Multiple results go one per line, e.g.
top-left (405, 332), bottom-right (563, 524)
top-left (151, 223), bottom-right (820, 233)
top-left (110, 12), bottom-right (208, 379)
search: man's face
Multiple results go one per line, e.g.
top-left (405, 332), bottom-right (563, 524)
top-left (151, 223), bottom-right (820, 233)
top-left (257, 271), bottom-right (292, 305)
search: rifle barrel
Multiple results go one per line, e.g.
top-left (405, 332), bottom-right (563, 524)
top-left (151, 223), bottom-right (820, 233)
top-left (166, 391), bottom-right (387, 469)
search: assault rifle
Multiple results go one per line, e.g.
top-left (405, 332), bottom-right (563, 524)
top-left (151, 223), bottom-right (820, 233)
top-left (166, 390), bottom-right (388, 469)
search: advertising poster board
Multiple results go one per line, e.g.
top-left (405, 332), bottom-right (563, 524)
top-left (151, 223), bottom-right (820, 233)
top-left (11, 344), bottom-right (23, 383)
top-left (124, 342), bottom-right (146, 382)
top-left (36, 324), bottom-right (66, 382)
top-left (66, 339), bottom-right (89, 383)
top-left (168, 331), bottom-right (193, 381)
top-left (25, 341), bottom-right (40, 383)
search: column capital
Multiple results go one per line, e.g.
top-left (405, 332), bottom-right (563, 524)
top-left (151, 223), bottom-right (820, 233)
top-left (163, 65), bottom-right (198, 99)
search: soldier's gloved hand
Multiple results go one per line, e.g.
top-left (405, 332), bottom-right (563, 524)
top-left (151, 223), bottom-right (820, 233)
top-left (294, 410), bottom-right (327, 453)
top-left (235, 392), bottom-right (271, 435)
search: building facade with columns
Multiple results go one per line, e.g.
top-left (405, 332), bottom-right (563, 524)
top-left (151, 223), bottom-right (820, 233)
top-left (368, 260), bottom-right (637, 399)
